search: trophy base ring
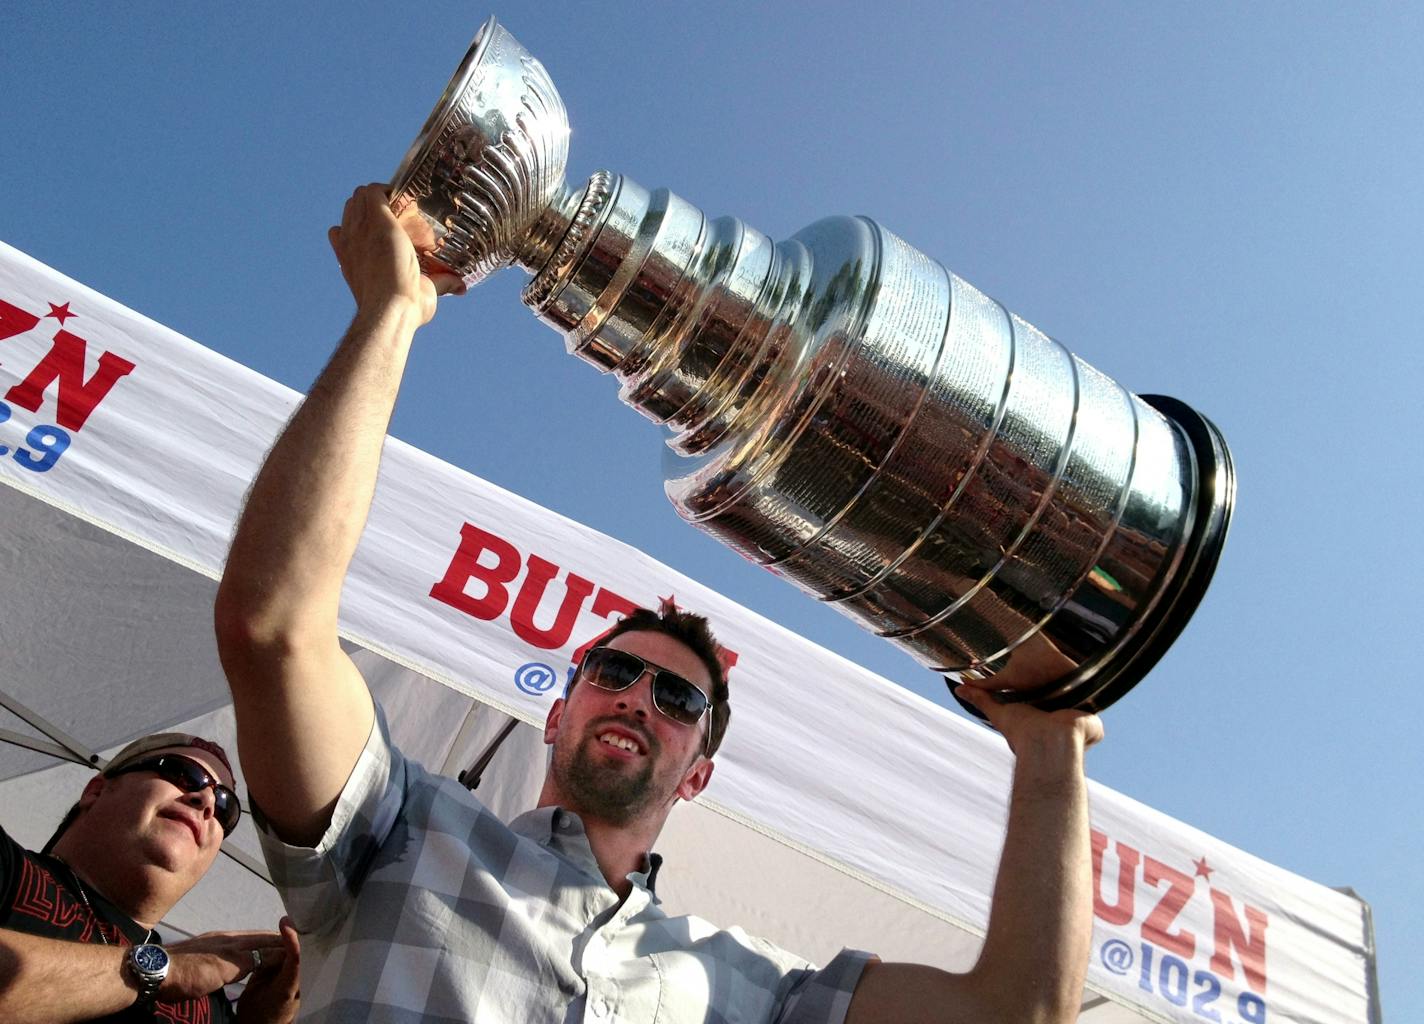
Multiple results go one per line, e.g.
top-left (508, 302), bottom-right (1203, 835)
top-left (951, 393), bottom-right (1235, 719)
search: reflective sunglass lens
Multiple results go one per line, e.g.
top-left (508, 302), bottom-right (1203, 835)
top-left (584, 648), bottom-right (644, 689)
top-left (148, 757), bottom-right (241, 834)
top-left (213, 792), bottom-right (240, 834)
top-left (580, 647), bottom-right (712, 728)
top-left (652, 678), bottom-right (708, 724)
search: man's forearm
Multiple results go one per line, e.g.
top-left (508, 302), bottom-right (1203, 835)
top-left (844, 694), bottom-right (1100, 1024)
top-left (216, 300), bottom-right (422, 644)
top-left (0, 927), bottom-right (279, 1023)
top-left (214, 184), bottom-right (440, 844)
top-left (975, 735), bottom-right (1093, 1024)
top-left (0, 929), bottom-right (139, 1024)
top-left (213, 301), bottom-right (419, 843)
top-left (217, 181), bottom-right (440, 648)
top-left (842, 746), bottom-right (1096, 1024)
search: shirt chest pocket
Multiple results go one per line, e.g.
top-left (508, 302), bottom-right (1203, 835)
top-left (648, 945), bottom-right (785, 1024)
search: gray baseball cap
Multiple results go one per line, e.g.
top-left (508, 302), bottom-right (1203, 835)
top-left (103, 733), bottom-right (235, 784)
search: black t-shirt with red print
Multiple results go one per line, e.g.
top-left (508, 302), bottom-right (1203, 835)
top-left (0, 824), bottom-right (235, 1023)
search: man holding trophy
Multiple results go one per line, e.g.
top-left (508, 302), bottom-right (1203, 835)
top-left (211, 12), bottom-right (1242, 1020)
top-left (213, 182), bottom-right (1102, 1023)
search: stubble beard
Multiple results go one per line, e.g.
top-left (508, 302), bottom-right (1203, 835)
top-left (554, 734), bottom-right (666, 826)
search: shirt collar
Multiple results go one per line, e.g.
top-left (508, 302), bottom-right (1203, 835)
top-left (510, 807), bottom-right (663, 897)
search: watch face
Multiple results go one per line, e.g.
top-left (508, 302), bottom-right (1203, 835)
top-left (132, 944), bottom-right (169, 974)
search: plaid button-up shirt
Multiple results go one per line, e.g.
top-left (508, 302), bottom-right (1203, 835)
top-left (256, 707), bottom-right (872, 1023)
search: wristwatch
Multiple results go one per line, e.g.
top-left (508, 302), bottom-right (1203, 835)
top-left (125, 943), bottom-right (170, 1004)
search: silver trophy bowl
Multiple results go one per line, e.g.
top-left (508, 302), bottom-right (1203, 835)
top-left (392, 18), bottom-right (1235, 714)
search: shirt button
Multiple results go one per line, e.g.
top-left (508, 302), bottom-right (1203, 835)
top-left (592, 996), bottom-right (609, 1017)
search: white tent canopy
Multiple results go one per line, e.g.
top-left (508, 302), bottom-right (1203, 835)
top-left (0, 241), bottom-right (1377, 1024)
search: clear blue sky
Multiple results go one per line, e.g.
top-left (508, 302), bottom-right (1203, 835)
top-left (4, 2), bottom-right (1420, 1016)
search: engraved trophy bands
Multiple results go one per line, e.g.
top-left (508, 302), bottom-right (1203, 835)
top-left (390, 17), bottom-right (1235, 713)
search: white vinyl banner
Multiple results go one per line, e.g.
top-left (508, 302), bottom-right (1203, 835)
top-left (0, 240), bottom-right (1372, 1024)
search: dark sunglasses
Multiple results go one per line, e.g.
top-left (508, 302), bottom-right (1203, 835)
top-left (109, 754), bottom-right (242, 836)
top-left (577, 646), bottom-right (714, 737)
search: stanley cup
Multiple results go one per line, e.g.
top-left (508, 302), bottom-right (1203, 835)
top-left (389, 18), bottom-right (1235, 713)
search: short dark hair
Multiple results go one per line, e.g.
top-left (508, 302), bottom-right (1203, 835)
top-left (576, 606), bottom-right (732, 757)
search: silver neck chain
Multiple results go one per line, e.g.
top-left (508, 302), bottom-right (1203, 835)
top-left (50, 855), bottom-right (153, 947)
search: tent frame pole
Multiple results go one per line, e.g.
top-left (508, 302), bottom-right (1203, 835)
top-left (0, 687), bottom-right (102, 766)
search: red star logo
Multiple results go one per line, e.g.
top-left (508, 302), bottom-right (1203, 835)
top-left (658, 594), bottom-right (680, 615)
top-left (45, 302), bottom-right (77, 325)
top-left (1194, 856), bottom-right (1213, 882)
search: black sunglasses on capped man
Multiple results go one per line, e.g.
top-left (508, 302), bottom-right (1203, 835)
top-left (108, 754), bottom-right (242, 836)
top-left (576, 646), bottom-right (715, 751)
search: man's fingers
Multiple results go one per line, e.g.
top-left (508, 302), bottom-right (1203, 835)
top-left (328, 180), bottom-right (443, 324)
top-left (954, 684), bottom-right (1001, 717)
top-left (955, 684), bottom-right (1107, 753)
top-left (179, 929), bottom-right (282, 946)
top-left (275, 921), bottom-right (301, 986)
top-left (353, 182), bottom-right (394, 220)
top-left (166, 938), bottom-right (283, 998)
top-left (252, 943), bottom-right (288, 971)
top-left (1080, 712), bottom-right (1106, 747)
top-left (225, 930), bottom-right (284, 944)
top-left (236, 945), bottom-right (288, 982)
top-left (178, 928), bottom-right (285, 969)
top-left (430, 270), bottom-right (465, 297)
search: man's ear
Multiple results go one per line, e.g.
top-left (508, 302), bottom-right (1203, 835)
top-left (675, 756), bottom-right (715, 803)
top-left (543, 698), bottom-right (566, 746)
top-left (78, 774), bottom-right (106, 809)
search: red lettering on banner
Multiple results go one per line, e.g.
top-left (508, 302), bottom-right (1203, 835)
top-left (432, 521), bottom-right (741, 673)
top-left (1090, 829), bottom-right (1138, 925)
top-left (0, 297), bottom-right (41, 344)
top-left (1210, 888), bottom-right (1269, 993)
top-left (591, 587), bottom-right (640, 623)
top-left (650, 594), bottom-right (739, 674)
top-left (1091, 827), bottom-right (1271, 994)
top-left (1142, 856), bottom-right (1197, 957)
top-left (4, 328), bottom-right (136, 430)
top-left (569, 588), bottom-right (641, 664)
top-left (430, 523), bottom-right (522, 619)
top-left (510, 554), bottom-right (597, 649)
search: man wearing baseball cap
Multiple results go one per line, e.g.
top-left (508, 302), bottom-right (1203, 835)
top-left (0, 732), bottom-right (301, 1023)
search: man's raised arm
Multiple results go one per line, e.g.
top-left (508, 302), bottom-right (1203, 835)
top-left (843, 688), bottom-right (1103, 1024)
top-left (214, 184), bottom-right (451, 846)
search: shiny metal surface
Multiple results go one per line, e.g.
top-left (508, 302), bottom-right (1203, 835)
top-left (389, 17), bottom-right (569, 287)
top-left (389, 19), bottom-right (1235, 712)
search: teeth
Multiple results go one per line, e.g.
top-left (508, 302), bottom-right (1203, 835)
top-left (598, 732), bottom-right (640, 754)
